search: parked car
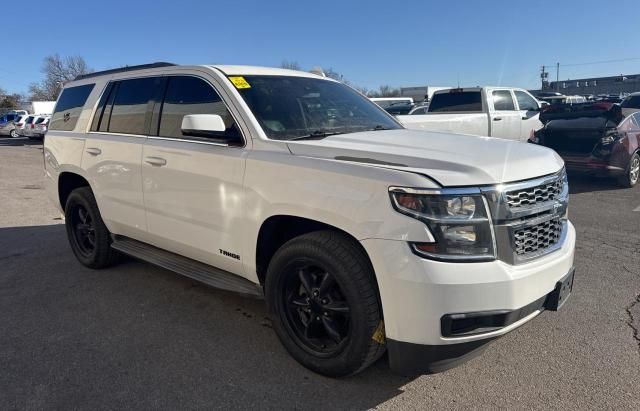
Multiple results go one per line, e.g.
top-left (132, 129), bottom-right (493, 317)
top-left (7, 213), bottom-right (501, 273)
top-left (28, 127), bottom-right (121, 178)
top-left (44, 63), bottom-right (575, 377)
top-left (0, 113), bottom-right (20, 137)
top-left (30, 116), bottom-right (50, 139)
top-left (20, 115), bottom-right (38, 138)
top-left (13, 115), bottom-right (30, 136)
top-left (539, 95), bottom-right (587, 105)
top-left (621, 92), bottom-right (640, 117)
top-left (370, 97), bottom-right (415, 115)
top-left (531, 102), bottom-right (639, 187)
top-left (398, 87), bottom-right (543, 141)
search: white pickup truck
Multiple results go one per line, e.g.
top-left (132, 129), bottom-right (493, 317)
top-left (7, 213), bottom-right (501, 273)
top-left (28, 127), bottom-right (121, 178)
top-left (44, 64), bottom-right (575, 377)
top-left (398, 87), bottom-right (543, 141)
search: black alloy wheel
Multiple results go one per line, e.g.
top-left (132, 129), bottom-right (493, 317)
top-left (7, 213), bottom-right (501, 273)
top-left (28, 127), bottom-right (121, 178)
top-left (282, 264), bottom-right (351, 356)
top-left (69, 204), bottom-right (97, 257)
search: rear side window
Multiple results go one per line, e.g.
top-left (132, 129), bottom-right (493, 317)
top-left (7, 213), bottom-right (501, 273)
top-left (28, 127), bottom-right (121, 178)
top-left (107, 77), bottom-right (161, 135)
top-left (157, 76), bottom-right (238, 141)
top-left (25, 116), bottom-right (34, 124)
top-left (49, 84), bottom-right (95, 131)
top-left (492, 90), bottom-right (516, 111)
top-left (429, 91), bottom-right (482, 112)
top-left (35, 117), bottom-right (46, 124)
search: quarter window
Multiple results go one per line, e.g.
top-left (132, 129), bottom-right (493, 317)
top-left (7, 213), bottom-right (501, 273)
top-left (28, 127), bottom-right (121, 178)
top-left (49, 83), bottom-right (95, 131)
top-left (492, 90), bottom-right (516, 111)
top-left (157, 76), bottom-right (239, 142)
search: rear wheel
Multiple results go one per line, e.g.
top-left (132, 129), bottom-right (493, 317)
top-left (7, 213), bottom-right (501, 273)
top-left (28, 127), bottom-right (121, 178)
top-left (266, 230), bottom-right (385, 377)
top-left (619, 152), bottom-right (639, 188)
top-left (64, 187), bottom-right (119, 268)
top-left (10, 129), bottom-right (18, 138)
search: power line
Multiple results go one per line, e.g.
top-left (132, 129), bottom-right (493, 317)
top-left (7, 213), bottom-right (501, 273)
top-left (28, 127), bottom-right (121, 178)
top-left (543, 57), bottom-right (640, 68)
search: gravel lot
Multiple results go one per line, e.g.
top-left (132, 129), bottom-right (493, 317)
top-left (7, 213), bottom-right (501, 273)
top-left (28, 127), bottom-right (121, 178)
top-left (1, 137), bottom-right (639, 410)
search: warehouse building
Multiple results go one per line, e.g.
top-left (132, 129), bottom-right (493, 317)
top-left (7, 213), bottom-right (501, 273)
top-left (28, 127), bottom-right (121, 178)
top-left (546, 74), bottom-right (640, 96)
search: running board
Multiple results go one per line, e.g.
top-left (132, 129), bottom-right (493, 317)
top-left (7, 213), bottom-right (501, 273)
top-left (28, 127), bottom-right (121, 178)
top-left (111, 237), bottom-right (263, 298)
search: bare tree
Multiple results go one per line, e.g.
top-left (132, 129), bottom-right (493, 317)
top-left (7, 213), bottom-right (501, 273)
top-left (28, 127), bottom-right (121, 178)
top-left (368, 85), bottom-right (401, 98)
top-left (280, 60), bottom-right (301, 70)
top-left (29, 54), bottom-right (92, 100)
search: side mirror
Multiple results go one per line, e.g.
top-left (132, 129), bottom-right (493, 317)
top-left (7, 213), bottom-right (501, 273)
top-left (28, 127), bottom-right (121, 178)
top-left (181, 114), bottom-right (227, 138)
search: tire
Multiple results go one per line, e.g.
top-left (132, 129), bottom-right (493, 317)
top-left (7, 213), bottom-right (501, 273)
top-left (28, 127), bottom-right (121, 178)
top-left (619, 152), bottom-right (639, 188)
top-left (64, 187), bottom-right (119, 269)
top-left (265, 230), bottom-right (385, 377)
top-left (10, 129), bottom-right (18, 138)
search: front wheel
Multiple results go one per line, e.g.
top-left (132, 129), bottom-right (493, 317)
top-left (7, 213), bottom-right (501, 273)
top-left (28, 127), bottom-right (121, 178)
top-left (619, 152), bottom-right (639, 188)
top-left (265, 230), bottom-right (385, 377)
top-left (10, 129), bottom-right (18, 138)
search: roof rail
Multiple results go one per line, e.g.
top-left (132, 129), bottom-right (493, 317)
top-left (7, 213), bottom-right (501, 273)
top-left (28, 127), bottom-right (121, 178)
top-left (74, 62), bottom-right (176, 81)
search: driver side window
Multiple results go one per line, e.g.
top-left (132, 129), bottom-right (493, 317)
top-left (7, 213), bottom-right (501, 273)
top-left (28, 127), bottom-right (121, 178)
top-left (514, 91), bottom-right (539, 111)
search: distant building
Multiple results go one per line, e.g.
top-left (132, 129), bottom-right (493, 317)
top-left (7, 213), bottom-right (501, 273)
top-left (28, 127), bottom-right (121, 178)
top-left (400, 86), bottom-right (451, 103)
top-left (546, 74), bottom-right (640, 96)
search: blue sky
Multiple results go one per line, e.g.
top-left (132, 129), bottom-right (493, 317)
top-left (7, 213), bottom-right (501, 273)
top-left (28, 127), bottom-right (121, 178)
top-left (2, 0), bottom-right (639, 95)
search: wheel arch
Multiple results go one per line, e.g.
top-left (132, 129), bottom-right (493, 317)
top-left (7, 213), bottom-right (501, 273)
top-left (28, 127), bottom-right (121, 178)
top-left (254, 215), bottom-right (376, 288)
top-left (58, 171), bottom-right (92, 210)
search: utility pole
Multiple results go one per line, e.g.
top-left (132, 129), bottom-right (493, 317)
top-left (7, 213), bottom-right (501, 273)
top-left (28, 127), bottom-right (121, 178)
top-left (540, 66), bottom-right (549, 90)
top-left (556, 62), bottom-right (560, 91)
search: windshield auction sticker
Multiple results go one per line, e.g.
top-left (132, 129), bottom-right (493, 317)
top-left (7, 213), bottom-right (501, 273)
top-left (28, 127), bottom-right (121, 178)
top-left (228, 76), bottom-right (251, 89)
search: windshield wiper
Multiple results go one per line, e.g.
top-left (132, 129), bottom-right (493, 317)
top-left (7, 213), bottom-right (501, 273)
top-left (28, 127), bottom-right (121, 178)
top-left (370, 125), bottom-right (391, 131)
top-left (288, 130), bottom-right (345, 141)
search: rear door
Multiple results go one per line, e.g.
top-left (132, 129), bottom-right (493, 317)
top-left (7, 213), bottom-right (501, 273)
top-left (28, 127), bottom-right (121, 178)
top-left (141, 73), bottom-right (248, 274)
top-left (514, 90), bottom-right (543, 140)
top-left (489, 89), bottom-right (521, 140)
top-left (83, 77), bottom-right (163, 239)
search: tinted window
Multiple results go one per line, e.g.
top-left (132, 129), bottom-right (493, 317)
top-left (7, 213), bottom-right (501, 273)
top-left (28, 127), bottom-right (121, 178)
top-left (235, 75), bottom-right (401, 140)
top-left (514, 91), bottom-right (539, 111)
top-left (428, 91), bottom-right (482, 112)
top-left (632, 113), bottom-right (640, 129)
top-left (621, 96), bottom-right (640, 109)
top-left (108, 77), bottom-right (160, 135)
top-left (158, 76), bottom-right (238, 141)
top-left (25, 116), bottom-right (34, 124)
top-left (492, 90), bottom-right (515, 111)
top-left (49, 84), bottom-right (95, 131)
top-left (34, 117), bottom-right (46, 124)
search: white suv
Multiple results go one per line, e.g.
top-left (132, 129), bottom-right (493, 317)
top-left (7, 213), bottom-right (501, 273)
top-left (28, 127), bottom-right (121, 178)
top-left (44, 63), bottom-right (576, 377)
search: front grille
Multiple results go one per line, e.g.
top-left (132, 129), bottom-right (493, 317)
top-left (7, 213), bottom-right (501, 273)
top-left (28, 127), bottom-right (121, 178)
top-left (513, 217), bottom-right (562, 256)
top-left (505, 178), bottom-right (563, 208)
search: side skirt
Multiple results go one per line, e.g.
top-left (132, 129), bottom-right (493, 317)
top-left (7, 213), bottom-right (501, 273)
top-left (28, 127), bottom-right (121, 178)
top-left (111, 236), bottom-right (263, 298)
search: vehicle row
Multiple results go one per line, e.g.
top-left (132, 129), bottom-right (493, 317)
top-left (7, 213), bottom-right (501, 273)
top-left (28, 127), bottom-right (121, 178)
top-left (0, 113), bottom-right (50, 139)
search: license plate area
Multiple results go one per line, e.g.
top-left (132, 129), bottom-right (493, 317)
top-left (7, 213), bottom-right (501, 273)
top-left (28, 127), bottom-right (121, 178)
top-left (545, 268), bottom-right (575, 311)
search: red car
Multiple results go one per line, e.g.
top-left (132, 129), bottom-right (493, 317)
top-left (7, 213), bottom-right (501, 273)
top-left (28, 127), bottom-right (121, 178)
top-left (530, 103), bottom-right (640, 188)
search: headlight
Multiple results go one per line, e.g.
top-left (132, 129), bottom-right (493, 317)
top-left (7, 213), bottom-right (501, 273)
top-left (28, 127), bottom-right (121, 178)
top-left (390, 188), bottom-right (496, 261)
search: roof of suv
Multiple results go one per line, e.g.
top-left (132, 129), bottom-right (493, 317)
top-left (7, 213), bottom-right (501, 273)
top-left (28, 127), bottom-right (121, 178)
top-left (72, 62), bottom-right (326, 83)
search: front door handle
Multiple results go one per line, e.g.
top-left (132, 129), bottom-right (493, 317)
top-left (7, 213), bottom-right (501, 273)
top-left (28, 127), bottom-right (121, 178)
top-left (144, 156), bottom-right (167, 167)
top-left (493, 117), bottom-right (503, 121)
top-left (86, 147), bottom-right (102, 156)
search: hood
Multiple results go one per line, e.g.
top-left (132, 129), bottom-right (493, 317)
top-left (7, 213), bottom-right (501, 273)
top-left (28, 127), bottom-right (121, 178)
top-left (286, 129), bottom-right (564, 186)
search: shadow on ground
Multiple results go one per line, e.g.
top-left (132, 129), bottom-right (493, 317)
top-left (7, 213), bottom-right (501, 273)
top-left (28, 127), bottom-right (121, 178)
top-left (567, 172), bottom-right (627, 194)
top-left (0, 137), bottom-right (42, 147)
top-left (0, 225), bottom-right (413, 410)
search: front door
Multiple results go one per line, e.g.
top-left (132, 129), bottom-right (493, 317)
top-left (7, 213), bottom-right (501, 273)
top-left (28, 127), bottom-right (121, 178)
top-left (489, 89), bottom-right (521, 140)
top-left (141, 74), bottom-right (248, 275)
top-left (514, 90), bottom-right (543, 141)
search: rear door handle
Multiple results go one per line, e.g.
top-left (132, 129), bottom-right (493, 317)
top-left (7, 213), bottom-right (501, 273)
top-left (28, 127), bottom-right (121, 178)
top-left (493, 117), bottom-right (502, 121)
top-left (144, 156), bottom-right (167, 167)
top-left (86, 147), bottom-right (102, 156)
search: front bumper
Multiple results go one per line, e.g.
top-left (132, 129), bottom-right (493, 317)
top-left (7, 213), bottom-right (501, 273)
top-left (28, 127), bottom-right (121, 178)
top-left (360, 221), bottom-right (576, 374)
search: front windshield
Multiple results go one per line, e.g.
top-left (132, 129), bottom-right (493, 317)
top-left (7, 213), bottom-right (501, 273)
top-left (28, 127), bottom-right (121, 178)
top-left (232, 75), bottom-right (401, 140)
